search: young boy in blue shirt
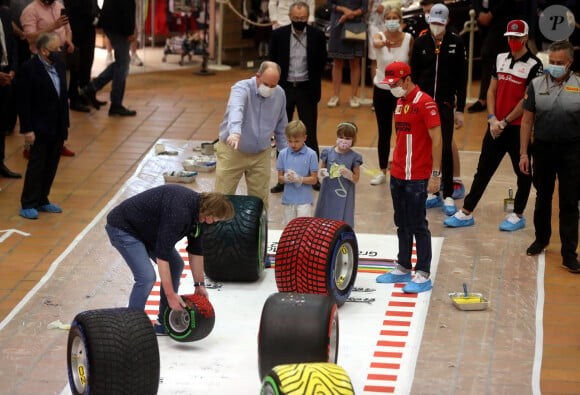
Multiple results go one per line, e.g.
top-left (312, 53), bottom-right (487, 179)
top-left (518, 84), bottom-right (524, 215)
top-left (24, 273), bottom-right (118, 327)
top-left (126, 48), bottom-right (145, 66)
top-left (275, 120), bottom-right (318, 225)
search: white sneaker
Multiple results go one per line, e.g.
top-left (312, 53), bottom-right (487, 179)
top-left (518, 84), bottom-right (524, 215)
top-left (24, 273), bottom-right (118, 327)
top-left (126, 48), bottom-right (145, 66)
top-left (131, 53), bottom-right (143, 66)
top-left (370, 173), bottom-right (386, 185)
top-left (327, 96), bottom-right (339, 107)
top-left (349, 96), bottom-right (360, 108)
top-left (105, 52), bottom-right (113, 65)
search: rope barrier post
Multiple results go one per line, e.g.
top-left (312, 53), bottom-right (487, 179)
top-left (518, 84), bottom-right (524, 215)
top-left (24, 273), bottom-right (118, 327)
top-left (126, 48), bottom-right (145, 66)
top-left (208, 0), bottom-right (232, 71)
top-left (150, 0), bottom-right (155, 48)
top-left (359, 41), bottom-right (372, 106)
top-left (464, 9), bottom-right (478, 103)
top-left (194, 0), bottom-right (216, 75)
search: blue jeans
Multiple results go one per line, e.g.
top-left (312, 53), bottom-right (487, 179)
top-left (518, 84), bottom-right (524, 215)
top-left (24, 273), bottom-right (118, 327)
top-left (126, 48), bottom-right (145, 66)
top-left (92, 32), bottom-right (130, 107)
top-left (390, 176), bottom-right (432, 275)
top-left (105, 224), bottom-right (184, 322)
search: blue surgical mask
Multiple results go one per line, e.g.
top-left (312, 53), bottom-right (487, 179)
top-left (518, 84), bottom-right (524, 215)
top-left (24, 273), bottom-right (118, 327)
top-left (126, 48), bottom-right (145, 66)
top-left (385, 20), bottom-right (401, 32)
top-left (547, 64), bottom-right (567, 79)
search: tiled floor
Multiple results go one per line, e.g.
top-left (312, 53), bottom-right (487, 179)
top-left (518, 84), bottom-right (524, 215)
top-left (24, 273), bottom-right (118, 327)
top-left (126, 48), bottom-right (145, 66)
top-left (0, 47), bottom-right (578, 394)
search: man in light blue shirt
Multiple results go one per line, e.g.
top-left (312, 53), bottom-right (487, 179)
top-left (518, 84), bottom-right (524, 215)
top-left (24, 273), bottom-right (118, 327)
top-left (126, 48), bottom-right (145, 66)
top-left (216, 61), bottom-right (288, 209)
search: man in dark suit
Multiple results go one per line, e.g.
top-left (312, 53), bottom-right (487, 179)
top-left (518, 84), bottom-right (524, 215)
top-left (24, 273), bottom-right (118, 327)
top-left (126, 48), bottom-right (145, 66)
top-left (17, 32), bottom-right (69, 219)
top-left (0, 5), bottom-right (21, 178)
top-left (81, 0), bottom-right (137, 116)
top-left (268, 0), bottom-right (327, 193)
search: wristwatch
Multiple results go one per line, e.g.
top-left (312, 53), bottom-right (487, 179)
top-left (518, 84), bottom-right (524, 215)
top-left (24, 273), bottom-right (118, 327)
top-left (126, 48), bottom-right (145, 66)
top-left (431, 170), bottom-right (441, 177)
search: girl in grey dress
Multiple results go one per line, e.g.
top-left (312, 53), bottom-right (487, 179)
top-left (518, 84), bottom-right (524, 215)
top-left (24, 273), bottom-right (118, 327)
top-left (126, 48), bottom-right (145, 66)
top-left (314, 122), bottom-right (363, 228)
top-left (326, 0), bottom-right (369, 108)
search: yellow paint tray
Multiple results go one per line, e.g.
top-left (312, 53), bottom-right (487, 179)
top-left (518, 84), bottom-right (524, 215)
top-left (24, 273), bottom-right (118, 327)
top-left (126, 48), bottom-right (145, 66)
top-left (448, 292), bottom-right (490, 311)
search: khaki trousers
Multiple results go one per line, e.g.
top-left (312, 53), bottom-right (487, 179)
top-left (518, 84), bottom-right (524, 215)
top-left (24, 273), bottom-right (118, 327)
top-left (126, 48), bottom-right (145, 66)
top-left (215, 140), bottom-right (271, 210)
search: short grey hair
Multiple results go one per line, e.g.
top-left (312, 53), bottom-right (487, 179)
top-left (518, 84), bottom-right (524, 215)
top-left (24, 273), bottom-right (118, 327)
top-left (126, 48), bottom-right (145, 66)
top-left (257, 61), bottom-right (281, 76)
top-left (289, 1), bottom-right (310, 15)
top-left (36, 32), bottom-right (60, 53)
top-left (549, 40), bottom-right (574, 61)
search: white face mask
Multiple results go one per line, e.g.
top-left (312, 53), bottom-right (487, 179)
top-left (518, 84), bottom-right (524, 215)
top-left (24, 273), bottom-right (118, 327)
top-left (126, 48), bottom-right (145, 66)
top-left (385, 20), bottom-right (401, 32)
top-left (429, 24), bottom-right (445, 37)
top-left (391, 86), bottom-right (406, 98)
top-left (336, 138), bottom-right (352, 150)
top-left (258, 83), bottom-right (274, 97)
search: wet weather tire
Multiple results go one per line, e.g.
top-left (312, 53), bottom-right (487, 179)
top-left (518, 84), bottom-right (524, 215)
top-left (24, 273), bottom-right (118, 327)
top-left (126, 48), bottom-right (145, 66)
top-left (261, 363), bottom-right (354, 395)
top-left (67, 308), bottom-right (159, 395)
top-left (275, 217), bottom-right (358, 306)
top-left (258, 293), bottom-right (339, 380)
top-left (203, 195), bottom-right (267, 282)
top-left (163, 294), bottom-right (215, 342)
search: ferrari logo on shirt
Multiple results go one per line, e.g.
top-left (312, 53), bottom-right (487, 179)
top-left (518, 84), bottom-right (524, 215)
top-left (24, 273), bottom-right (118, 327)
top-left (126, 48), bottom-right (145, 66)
top-left (404, 104), bottom-right (410, 114)
top-left (395, 104), bottom-right (402, 114)
top-left (565, 85), bottom-right (580, 93)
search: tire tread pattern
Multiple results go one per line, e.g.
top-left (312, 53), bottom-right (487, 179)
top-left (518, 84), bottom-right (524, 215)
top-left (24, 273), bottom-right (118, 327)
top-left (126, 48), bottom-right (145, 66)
top-left (67, 308), bottom-right (159, 395)
top-left (265, 363), bottom-right (354, 395)
top-left (203, 195), bottom-right (266, 282)
top-left (275, 217), bottom-right (358, 305)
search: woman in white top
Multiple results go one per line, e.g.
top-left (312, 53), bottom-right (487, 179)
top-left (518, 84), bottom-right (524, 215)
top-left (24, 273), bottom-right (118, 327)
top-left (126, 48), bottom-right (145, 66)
top-left (369, 1), bottom-right (413, 185)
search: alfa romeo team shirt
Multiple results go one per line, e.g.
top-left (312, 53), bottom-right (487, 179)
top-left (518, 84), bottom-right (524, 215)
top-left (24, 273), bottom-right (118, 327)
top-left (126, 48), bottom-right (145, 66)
top-left (493, 51), bottom-right (542, 124)
top-left (391, 85), bottom-right (441, 180)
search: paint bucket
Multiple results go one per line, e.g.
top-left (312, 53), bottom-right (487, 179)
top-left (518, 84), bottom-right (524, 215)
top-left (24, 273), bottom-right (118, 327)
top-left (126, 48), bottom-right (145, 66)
top-left (201, 142), bottom-right (215, 155)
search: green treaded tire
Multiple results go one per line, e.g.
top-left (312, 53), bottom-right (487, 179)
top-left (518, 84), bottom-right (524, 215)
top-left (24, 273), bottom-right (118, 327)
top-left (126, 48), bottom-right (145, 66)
top-left (258, 293), bottom-right (339, 380)
top-left (163, 294), bottom-right (215, 342)
top-left (203, 195), bottom-right (267, 282)
top-left (261, 363), bottom-right (354, 395)
top-left (275, 217), bottom-right (358, 306)
top-left (67, 308), bottom-right (159, 395)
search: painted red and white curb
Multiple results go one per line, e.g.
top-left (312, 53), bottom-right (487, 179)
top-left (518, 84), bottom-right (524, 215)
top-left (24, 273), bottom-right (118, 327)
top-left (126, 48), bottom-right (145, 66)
top-left (144, 232), bottom-right (441, 394)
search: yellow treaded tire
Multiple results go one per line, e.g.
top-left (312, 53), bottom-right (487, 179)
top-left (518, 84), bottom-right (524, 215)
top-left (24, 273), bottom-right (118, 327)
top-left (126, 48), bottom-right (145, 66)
top-left (260, 363), bottom-right (354, 395)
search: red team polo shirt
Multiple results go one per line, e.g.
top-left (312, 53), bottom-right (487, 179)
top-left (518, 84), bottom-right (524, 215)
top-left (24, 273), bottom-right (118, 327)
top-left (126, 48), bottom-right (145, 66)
top-left (493, 51), bottom-right (542, 125)
top-left (391, 85), bottom-right (441, 180)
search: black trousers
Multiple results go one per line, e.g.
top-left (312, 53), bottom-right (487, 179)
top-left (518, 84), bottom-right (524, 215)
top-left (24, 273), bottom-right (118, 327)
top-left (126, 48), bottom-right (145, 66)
top-left (372, 85), bottom-right (397, 170)
top-left (282, 81), bottom-right (319, 158)
top-left (68, 21), bottom-right (96, 102)
top-left (0, 72), bottom-right (17, 136)
top-left (463, 124), bottom-right (531, 214)
top-left (21, 139), bottom-right (63, 209)
top-left (437, 102), bottom-right (455, 199)
top-left (531, 139), bottom-right (580, 264)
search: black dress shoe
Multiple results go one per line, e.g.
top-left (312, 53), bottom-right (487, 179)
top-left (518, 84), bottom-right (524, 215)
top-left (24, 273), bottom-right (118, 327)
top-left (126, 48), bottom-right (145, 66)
top-left (467, 101), bottom-right (486, 113)
top-left (313, 181), bottom-right (321, 191)
top-left (526, 241), bottom-right (548, 256)
top-left (108, 105), bottom-right (137, 117)
top-left (563, 260), bottom-right (580, 273)
top-left (0, 165), bottom-right (22, 178)
top-left (80, 85), bottom-right (101, 110)
top-left (70, 102), bottom-right (90, 113)
top-left (270, 183), bottom-right (284, 193)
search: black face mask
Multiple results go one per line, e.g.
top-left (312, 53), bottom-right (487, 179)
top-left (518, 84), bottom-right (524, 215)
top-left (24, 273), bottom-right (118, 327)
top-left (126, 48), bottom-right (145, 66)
top-left (291, 21), bottom-right (307, 32)
top-left (47, 50), bottom-right (62, 63)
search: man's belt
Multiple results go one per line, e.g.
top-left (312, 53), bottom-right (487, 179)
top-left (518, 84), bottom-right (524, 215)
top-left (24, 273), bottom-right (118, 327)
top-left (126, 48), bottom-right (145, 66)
top-left (284, 80), bottom-right (309, 88)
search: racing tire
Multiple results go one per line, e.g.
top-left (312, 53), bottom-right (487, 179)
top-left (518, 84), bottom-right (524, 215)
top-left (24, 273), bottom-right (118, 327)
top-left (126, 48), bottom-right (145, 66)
top-left (275, 217), bottom-right (358, 306)
top-left (261, 363), bottom-right (354, 395)
top-left (203, 195), bottom-right (267, 282)
top-left (258, 292), bottom-right (339, 380)
top-left (163, 294), bottom-right (215, 342)
top-left (67, 308), bottom-right (159, 395)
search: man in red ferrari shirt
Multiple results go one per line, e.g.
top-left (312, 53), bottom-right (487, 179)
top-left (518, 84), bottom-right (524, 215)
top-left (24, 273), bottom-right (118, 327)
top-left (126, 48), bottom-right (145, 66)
top-left (375, 61), bottom-right (442, 294)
